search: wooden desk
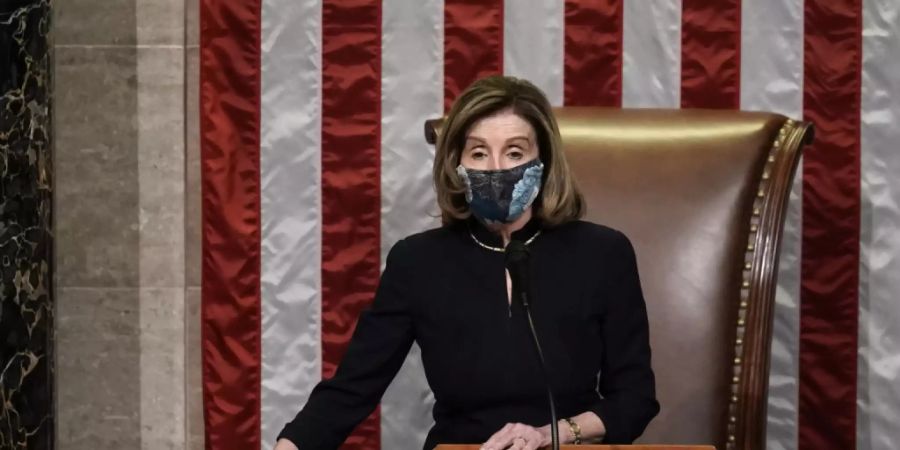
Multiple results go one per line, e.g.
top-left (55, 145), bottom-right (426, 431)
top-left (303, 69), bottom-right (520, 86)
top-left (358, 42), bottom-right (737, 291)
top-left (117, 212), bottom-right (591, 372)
top-left (435, 446), bottom-right (715, 450)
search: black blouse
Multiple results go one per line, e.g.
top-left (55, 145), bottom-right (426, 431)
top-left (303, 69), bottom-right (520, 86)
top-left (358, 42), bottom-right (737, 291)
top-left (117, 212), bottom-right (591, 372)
top-left (278, 217), bottom-right (659, 449)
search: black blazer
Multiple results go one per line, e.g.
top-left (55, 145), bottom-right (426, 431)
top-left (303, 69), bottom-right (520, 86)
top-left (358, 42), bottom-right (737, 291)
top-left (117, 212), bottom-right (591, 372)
top-left (278, 217), bottom-right (659, 450)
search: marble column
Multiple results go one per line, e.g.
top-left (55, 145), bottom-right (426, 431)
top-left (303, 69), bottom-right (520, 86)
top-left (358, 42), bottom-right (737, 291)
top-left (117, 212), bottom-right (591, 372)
top-left (185, 0), bottom-right (204, 446)
top-left (0, 1), bottom-right (54, 448)
top-left (53, 0), bottom-right (191, 448)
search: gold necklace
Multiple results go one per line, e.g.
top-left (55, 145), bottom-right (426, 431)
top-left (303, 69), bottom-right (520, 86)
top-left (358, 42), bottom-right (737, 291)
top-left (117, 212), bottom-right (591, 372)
top-left (468, 229), bottom-right (542, 253)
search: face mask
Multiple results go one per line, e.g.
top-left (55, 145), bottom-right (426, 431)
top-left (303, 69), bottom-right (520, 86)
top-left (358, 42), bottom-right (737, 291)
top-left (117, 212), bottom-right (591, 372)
top-left (456, 158), bottom-right (544, 225)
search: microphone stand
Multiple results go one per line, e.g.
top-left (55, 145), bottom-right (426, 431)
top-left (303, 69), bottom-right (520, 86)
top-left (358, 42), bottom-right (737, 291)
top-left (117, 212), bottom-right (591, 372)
top-left (505, 241), bottom-right (560, 450)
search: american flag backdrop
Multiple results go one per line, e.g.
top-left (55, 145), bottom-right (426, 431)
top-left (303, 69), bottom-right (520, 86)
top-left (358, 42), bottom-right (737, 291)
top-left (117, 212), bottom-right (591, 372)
top-left (198, 1), bottom-right (900, 449)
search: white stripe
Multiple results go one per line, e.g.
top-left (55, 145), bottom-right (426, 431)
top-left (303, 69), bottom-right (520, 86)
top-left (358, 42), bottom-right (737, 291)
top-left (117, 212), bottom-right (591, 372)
top-left (380, 0), bottom-right (444, 448)
top-left (260, 0), bottom-right (323, 446)
top-left (503, 0), bottom-right (564, 106)
top-left (621, 0), bottom-right (682, 108)
top-left (739, 1), bottom-right (804, 449)
top-left (859, 2), bottom-right (900, 449)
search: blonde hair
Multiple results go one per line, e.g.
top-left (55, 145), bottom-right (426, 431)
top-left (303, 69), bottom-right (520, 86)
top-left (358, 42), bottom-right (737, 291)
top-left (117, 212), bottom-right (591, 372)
top-left (433, 75), bottom-right (585, 227)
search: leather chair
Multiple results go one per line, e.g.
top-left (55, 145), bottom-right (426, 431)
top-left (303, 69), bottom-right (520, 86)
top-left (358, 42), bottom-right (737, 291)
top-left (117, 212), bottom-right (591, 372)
top-left (425, 108), bottom-right (814, 450)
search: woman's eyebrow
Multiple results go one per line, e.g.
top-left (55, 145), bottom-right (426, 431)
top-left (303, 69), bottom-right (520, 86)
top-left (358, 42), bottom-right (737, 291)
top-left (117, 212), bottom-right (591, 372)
top-left (505, 135), bottom-right (531, 143)
top-left (464, 135), bottom-right (531, 144)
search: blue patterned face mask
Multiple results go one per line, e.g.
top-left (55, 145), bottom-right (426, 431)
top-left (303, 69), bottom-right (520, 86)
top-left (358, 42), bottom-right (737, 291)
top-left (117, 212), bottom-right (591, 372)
top-left (456, 158), bottom-right (544, 225)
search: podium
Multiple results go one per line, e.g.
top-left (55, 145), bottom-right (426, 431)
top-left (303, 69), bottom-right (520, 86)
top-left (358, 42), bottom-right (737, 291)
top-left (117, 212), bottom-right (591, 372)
top-left (435, 446), bottom-right (715, 450)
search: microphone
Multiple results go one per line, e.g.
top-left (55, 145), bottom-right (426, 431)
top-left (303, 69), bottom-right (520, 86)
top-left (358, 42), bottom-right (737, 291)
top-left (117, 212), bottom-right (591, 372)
top-left (505, 240), bottom-right (560, 450)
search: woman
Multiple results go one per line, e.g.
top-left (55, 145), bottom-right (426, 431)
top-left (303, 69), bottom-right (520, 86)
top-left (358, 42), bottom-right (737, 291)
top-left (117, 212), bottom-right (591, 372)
top-left (275, 76), bottom-right (659, 450)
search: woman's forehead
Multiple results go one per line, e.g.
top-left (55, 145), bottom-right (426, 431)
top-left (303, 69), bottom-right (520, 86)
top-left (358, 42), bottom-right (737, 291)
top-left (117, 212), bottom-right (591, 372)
top-left (465, 109), bottom-right (536, 140)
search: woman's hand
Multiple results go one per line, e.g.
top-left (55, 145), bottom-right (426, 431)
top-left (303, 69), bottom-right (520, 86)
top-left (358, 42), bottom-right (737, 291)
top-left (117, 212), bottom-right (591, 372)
top-left (481, 422), bottom-right (551, 450)
top-left (274, 438), bottom-right (299, 450)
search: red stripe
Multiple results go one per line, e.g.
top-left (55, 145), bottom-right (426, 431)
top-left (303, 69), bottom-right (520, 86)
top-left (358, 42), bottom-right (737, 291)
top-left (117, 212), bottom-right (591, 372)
top-left (444, 0), bottom-right (504, 111)
top-left (321, 1), bottom-right (383, 449)
top-left (563, 0), bottom-right (624, 107)
top-left (680, 0), bottom-right (741, 109)
top-left (199, 0), bottom-right (262, 448)
top-left (799, 1), bottom-right (862, 449)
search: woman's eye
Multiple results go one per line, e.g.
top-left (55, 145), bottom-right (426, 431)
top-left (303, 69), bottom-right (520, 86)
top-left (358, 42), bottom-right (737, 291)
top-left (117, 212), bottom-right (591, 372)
top-left (507, 150), bottom-right (524, 159)
top-left (470, 151), bottom-right (487, 160)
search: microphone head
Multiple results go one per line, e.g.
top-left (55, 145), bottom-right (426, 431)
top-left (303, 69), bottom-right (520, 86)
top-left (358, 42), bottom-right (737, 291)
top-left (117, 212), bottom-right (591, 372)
top-left (505, 239), bottom-right (530, 267)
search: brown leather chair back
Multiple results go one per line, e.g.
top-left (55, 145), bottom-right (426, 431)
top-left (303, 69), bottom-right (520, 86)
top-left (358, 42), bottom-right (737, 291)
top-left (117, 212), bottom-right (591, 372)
top-left (425, 108), bottom-right (813, 450)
